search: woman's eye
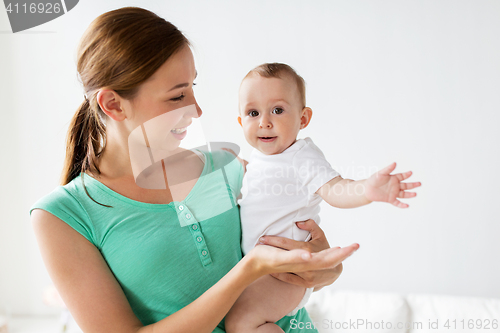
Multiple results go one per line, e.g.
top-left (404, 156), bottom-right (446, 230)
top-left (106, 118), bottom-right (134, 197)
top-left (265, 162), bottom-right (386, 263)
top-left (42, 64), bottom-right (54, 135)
top-left (248, 110), bottom-right (259, 117)
top-left (273, 107), bottom-right (284, 114)
top-left (170, 93), bottom-right (185, 101)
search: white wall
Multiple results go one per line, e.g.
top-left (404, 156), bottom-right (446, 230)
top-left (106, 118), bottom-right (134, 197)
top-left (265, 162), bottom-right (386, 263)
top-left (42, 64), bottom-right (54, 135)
top-left (1, 0), bottom-right (499, 315)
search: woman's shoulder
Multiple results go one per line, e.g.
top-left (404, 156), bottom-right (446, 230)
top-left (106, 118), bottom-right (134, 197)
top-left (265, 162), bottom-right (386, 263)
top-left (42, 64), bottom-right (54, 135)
top-left (29, 174), bottom-right (99, 246)
top-left (30, 176), bottom-right (85, 214)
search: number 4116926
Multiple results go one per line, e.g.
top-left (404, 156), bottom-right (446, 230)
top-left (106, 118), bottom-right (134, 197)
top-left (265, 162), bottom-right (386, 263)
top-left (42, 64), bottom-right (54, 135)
top-left (444, 319), bottom-right (498, 330)
top-left (5, 2), bottom-right (62, 14)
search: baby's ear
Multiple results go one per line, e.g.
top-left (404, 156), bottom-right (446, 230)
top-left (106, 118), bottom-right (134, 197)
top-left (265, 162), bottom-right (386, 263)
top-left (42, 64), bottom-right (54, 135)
top-left (237, 115), bottom-right (242, 127)
top-left (300, 107), bottom-right (313, 129)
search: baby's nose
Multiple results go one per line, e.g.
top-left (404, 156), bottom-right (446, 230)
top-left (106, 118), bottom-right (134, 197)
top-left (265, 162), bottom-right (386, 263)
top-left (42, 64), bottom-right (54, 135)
top-left (259, 117), bottom-right (272, 129)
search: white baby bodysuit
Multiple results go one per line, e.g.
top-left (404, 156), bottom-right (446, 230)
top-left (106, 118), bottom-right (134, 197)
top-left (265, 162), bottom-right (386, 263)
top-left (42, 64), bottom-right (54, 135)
top-left (238, 137), bottom-right (340, 256)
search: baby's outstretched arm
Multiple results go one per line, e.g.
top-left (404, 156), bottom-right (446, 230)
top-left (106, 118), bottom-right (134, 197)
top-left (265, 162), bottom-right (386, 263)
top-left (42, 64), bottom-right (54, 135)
top-left (317, 162), bottom-right (421, 209)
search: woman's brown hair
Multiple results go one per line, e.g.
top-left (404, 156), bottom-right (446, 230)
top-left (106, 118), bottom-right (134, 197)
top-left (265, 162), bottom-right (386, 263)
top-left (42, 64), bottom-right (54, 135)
top-left (61, 7), bottom-right (189, 204)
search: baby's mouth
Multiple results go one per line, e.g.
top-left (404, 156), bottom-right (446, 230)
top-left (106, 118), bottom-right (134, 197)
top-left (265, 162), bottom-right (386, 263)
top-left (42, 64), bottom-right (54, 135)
top-left (258, 136), bottom-right (277, 142)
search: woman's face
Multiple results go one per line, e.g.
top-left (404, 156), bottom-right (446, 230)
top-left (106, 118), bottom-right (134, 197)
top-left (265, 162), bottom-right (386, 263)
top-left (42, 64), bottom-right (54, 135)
top-left (122, 45), bottom-right (202, 152)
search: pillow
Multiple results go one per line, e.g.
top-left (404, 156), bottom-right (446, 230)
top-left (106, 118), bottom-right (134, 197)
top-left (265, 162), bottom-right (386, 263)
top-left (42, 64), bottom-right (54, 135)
top-left (306, 289), bottom-right (410, 333)
top-left (406, 293), bottom-right (500, 333)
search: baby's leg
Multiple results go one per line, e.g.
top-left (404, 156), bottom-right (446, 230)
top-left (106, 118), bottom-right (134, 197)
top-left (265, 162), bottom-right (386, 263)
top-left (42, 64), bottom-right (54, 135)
top-left (225, 274), bottom-right (306, 333)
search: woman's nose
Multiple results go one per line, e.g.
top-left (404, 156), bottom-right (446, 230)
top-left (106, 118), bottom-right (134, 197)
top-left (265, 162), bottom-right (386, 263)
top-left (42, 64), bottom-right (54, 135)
top-left (194, 101), bottom-right (202, 118)
top-left (185, 98), bottom-right (202, 119)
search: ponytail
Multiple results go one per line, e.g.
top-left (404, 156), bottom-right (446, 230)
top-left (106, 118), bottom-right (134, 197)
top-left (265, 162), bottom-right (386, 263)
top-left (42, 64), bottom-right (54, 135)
top-left (61, 97), bottom-right (111, 207)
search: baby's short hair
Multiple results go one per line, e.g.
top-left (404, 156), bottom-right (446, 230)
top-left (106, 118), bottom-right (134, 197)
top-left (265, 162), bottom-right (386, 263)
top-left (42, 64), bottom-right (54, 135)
top-left (244, 63), bottom-right (306, 108)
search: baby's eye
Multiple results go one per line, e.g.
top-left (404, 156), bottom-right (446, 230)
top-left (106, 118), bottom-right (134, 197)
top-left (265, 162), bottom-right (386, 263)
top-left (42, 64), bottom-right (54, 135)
top-left (248, 110), bottom-right (259, 117)
top-left (272, 107), bottom-right (284, 114)
top-left (170, 93), bottom-right (185, 102)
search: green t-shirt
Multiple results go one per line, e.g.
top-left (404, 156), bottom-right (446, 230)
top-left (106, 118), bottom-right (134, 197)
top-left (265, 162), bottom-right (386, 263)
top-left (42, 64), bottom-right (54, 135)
top-left (30, 149), bottom-right (318, 332)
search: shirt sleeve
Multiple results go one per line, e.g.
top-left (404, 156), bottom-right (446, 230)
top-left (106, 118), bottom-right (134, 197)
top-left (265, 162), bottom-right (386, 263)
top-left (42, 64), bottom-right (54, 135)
top-left (29, 186), bottom-right (98, 247)
top-left (293, 139), bottom-right (340, 196)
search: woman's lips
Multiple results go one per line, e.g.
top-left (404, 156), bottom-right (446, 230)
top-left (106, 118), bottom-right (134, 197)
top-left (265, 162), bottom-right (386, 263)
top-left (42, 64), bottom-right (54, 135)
top-left (171, 127), bottom-right (187, 140)
top-left (258, 136), bottom-right (277, 143)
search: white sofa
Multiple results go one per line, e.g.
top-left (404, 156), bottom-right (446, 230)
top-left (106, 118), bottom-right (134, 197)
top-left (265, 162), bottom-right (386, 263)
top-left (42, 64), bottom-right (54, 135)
top-left (304, 288), bottom-right (500, 333)
top-left (10, 288), bottom-right (500, 332)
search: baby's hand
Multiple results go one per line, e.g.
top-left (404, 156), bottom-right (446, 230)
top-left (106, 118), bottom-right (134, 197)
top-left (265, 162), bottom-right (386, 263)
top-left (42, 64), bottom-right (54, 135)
top-left (365, 162), bottom-right (421, 208)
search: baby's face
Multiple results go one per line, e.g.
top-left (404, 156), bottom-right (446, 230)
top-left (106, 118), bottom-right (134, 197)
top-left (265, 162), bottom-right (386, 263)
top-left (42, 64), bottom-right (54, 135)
top-left (238, 75), bottom-right (308, 155)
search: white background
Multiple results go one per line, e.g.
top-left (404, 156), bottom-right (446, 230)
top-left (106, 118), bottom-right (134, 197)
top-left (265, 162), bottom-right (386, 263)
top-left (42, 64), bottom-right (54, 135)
top-left (0, 0), bottom-right (499, 316)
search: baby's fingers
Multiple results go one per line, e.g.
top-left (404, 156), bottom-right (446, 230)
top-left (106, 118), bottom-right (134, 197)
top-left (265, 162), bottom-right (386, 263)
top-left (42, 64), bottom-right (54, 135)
top-left (398, 191), bottom-right (417, 199)
top-left (379, 162), bottom-right (397, 175)
top-left (396, 170), bottom-right (413, 181)
top-left (392, 198), bottom-right (409, 208)
top-left (400, 181), bottom-right (421, 190)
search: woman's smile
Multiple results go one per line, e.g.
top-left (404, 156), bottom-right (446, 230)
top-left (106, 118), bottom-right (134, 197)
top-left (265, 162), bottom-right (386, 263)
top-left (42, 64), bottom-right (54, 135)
top-left (171, 126), bottom-right (188, 140)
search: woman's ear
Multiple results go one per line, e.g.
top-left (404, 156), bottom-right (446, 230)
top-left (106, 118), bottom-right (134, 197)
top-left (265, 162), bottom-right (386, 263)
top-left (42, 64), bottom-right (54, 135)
top-left (97, 89), bottom-right (127, 121)
top-left (300, 107), bottom-right (313, 129)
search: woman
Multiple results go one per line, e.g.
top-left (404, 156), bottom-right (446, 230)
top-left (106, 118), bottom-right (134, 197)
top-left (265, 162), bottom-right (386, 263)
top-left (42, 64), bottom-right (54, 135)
top-left (30, 7), bottom-right (358, 333)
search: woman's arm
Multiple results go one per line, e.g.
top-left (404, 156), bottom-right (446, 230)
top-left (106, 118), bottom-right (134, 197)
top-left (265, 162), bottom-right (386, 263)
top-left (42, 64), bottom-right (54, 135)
top-left (32, 210), bottom-right (356, 333)
top-left (32, 209), bottom-right (143, 333)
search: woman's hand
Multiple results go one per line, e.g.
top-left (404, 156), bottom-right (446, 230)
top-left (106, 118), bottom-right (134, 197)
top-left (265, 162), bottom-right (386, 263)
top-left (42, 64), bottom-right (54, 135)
top-left (256, 219), bottom-right (355, 291)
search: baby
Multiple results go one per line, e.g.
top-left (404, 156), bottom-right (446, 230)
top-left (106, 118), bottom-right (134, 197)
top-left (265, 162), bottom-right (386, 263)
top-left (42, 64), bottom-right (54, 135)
top-left (225, 63), bottom-right (421, 333)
